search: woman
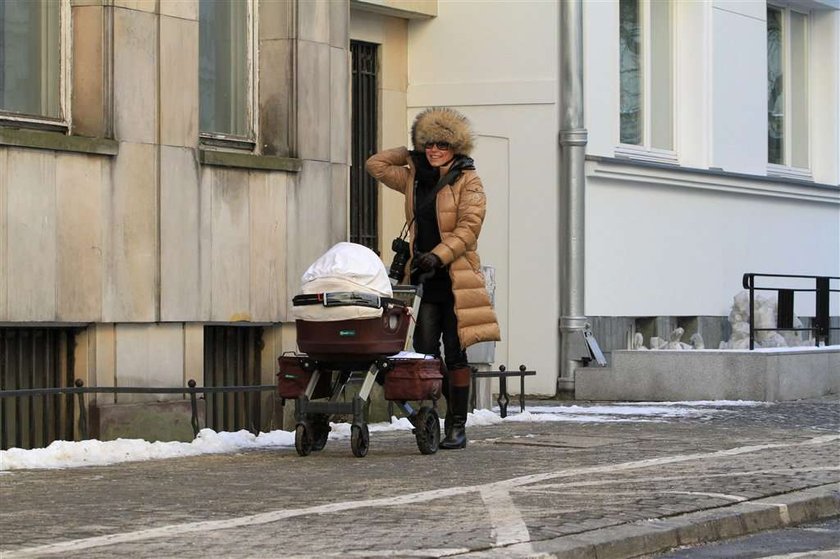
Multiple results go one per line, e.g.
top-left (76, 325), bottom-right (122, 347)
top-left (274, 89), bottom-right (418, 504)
top-left (366, 107), bottom-right (500, 449)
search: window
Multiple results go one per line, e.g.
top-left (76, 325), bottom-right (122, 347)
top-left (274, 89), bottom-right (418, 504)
top-left (767, 6), bottom-right (809, 172)
top-left (350, 41), bottom-right (378, 251)
top-left (0, 0), bottom-right (67, 128)
top-left (199, 0), bottom-right (254, 147)
top-left (618, 0), bottom-right (674, 158)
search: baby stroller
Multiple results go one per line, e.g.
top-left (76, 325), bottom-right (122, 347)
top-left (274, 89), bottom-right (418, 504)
top-left (277, 243), bottom-right (442, 458)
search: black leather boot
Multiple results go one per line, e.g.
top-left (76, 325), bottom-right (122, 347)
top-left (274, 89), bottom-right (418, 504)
top-left (441, 373), bottom-right (452, 439)
top-left (440, 365), bottom-right (470, 450)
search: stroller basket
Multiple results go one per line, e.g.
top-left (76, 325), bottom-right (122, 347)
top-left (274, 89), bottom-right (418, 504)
top-left (293, 291), bottom-right (413, 360)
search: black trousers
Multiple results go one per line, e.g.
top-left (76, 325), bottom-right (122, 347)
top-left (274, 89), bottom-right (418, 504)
top-left (413, 300), bottom-right (468, 370)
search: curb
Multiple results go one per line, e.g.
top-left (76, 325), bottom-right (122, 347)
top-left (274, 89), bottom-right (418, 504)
top-left (460, 483), bottom-right (840, 558)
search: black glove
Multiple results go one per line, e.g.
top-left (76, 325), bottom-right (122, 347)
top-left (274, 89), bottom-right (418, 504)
top-left (414, 252), bottom-right (442, 272)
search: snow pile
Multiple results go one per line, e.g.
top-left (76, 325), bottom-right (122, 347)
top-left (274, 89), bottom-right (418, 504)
top-left (0, 401), bottom-right (761, 471)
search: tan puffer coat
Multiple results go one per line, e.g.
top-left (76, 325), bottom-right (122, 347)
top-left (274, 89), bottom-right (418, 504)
top-left (366, 146), bottom-right (501, 348)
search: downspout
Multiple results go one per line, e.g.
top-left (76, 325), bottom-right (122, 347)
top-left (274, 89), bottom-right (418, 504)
top-left (557, 0), bottom-right (588, 395)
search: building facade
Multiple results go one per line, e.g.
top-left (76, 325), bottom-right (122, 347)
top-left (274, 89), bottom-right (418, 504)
top-left (356, 0), bottom-right (840, 394)
top-left (1, 0), bottom-right (838, 448)
top-left (0, 0), bottom-right (352, 447)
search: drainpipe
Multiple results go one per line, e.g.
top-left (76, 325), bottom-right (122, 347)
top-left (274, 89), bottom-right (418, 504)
top-left (557, 0), bottom-right (588, 395)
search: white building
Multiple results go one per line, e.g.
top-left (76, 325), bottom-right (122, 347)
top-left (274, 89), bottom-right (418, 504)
top-left (352, 0), bottom-right (840, 395)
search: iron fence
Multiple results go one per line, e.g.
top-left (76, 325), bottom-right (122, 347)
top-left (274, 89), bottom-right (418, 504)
top-left (0, 380), bottom-right (277, 450)
top-left (742, 273), bottom-right (839, 350)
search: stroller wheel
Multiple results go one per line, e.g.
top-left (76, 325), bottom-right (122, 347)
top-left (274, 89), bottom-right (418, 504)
top-left (295, 424), bottom-right (313, 457)
top-left (414, 406), bottom-right (440, 455)
top-left (350, 424), bottom-right (369, 458)
top-left (311, 415), bottom-right (330, 451)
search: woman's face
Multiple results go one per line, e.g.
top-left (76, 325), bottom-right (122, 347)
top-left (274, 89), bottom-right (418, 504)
top-left (424, 141), bottom-right (455, 168)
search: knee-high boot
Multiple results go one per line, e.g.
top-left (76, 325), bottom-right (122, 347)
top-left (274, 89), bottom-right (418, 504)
top-left (440, 366), bottom-right (471, 450)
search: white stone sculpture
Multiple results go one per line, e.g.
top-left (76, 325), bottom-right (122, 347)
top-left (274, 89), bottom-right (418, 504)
top-left (632, 332), bottom-right (648, 350)
top-left (689, 332), bottom-right (705, 349)
top-left (719, 290), bottom-right (804, 349)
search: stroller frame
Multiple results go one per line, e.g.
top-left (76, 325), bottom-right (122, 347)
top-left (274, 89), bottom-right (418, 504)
top-left (290, 284), bottom-right (441, 458)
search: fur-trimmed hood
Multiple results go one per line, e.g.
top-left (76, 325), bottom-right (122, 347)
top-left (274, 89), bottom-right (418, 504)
top-left (411, 107), bottom-right (476, 155)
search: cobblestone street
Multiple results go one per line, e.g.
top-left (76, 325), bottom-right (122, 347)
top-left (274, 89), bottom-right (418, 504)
top-left (1, 398), bottom-right (838, 558)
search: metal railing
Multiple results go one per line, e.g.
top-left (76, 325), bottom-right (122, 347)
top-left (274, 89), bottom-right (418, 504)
top-left (0, 380), bottom-right (277, 449)
top-left (742, 273), bottom-right (839, 350)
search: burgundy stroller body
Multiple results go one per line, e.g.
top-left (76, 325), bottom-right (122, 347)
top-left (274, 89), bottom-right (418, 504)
top-left (279, 286), bottom-right (442, 457)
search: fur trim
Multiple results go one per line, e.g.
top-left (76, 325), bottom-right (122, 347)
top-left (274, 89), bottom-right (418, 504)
top-left (411, 108), bottom-right (475, 155)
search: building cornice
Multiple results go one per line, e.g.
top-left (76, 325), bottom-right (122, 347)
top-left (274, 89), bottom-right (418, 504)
top-left (586, 155), bottom-right (840, 205)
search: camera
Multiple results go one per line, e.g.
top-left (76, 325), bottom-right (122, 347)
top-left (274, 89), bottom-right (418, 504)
top-left (388, 237), bottom-right (411, 285)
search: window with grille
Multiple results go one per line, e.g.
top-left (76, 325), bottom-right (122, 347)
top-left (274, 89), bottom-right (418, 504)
top-left (0, 328), bottom-right (76, 450)
top-left (203, 325), bottom-right (264, 434)
top-left (350, 41), bottom-right (379, 252)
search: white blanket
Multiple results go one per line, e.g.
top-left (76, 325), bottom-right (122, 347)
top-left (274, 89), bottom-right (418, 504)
top-left (294, 242), bottom-right (391, 322)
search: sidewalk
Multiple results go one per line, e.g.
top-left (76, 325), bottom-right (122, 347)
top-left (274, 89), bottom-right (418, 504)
top-left (1, 397), bottom-right (838, 558)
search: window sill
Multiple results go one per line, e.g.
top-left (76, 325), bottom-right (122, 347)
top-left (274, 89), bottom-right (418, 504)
top-left (0, 127), bottom-right (118, 156)
top-left (767, 163), bottom-right (812, 182)
top-left (199, 149), bottom-right (302, 172)
top-left (614, 144), bottom-right (679, 166)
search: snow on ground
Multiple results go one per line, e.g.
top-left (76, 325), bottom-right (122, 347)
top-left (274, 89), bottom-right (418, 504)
top-left (0, 401), bottom-right (762, 471)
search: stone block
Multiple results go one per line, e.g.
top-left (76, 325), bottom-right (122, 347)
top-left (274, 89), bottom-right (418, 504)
top-left (298, 0), bottom-right (329, 43)
top-left (330, 163), bottom-right (349, 237)
top-left (71, 4), bottom-right (107, 137)
top-left (113, 8), bottom-right (157, 143)
top-left (330, 47), bottom-right (350, 164)
top-left (104, 142), bottom-right (157, 322)
top-left (114, 323), bottom-right (185, 404)
top-left (260, 0), bottom-right (294, 40)
top-left (113, 0), bottom-right (157, 13)
top-left (160, 15), bottom-right (198, 148)
top-left (248, 170), bottom-right (287, 322)
top-left (258, 39), bottom-right (294, 157)
top-left (56, 153), bottom-right (104, 321)
top-left (159, 0), bottom-right (197, 20)
top-left (297, 41), bottom-right (331, 161)
top-left (91, 399), bottom-right (202, 443)
top-left (330, 0), bottom-right (348, 48)
top-left (160, 146), bottom-right (201, 321)
top-left (6, 149), bottom-right (56, 321)
top-left (206, 167), bottom-right (251, 322)
top-left (286, 161), bottom-right (334, 309)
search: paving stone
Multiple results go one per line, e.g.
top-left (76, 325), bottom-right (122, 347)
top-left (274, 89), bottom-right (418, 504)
top-left (0, 397), bottom-right (838, 558)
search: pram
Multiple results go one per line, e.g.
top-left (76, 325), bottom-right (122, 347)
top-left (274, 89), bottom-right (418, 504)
top-left (279, 279), bottom-right (442, 458)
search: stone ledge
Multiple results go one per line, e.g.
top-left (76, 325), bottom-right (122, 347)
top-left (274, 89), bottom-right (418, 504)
top-left (0, 127), bottom-right (118, 156)
top-left (199, 149), bottom-right (302, 172)
top-left (575, 347), bottom-right (840, 401)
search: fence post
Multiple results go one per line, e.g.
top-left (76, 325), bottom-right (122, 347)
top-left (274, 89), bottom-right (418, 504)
top-left (74, 379), bottom-right (88, 440)
top-left (188, 379), bottom-right (200, 437)
top-left (816, 277), bottom-right (830, 345)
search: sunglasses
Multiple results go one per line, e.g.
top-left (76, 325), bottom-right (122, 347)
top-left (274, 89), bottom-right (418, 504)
top-left (424, 141), bottom-right (452, 151)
